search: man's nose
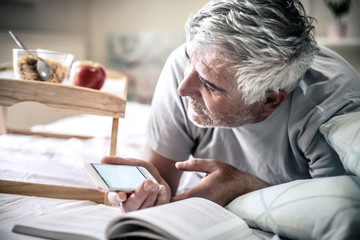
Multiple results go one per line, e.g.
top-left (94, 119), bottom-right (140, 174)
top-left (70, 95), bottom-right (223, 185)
top-left (178, 67), bottom-right (201, 98)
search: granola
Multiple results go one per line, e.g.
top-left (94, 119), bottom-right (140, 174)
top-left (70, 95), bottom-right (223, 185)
top-left (17, 55), bottom-right (67, 83)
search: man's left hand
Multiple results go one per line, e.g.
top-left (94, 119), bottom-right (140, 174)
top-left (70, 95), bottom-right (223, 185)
top-left (173, 158), bottom-right (269, 206)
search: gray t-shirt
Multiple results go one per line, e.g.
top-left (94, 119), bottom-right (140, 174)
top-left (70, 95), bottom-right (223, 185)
top-left (146, 44), bottom-right (360, 185)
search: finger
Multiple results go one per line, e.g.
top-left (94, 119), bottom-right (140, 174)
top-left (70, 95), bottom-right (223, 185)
top-left (154, 185), bottom-right (170, 206)
top-left (121, 180), bottom-right (157, 212)
top-left (108, 191), bottom-right (128, 206)
top-left (172, 179), bottom-right (207, 200)
top-left (171, 185), bottom-right (206, 202)
top-left (139, 181), bottom-right (160, 209)
top-left (175, 159), bottom-right (217, 173)
top-left (171, 181), bottom-right (214, 204)
top-left (171, 192), bottom-right (187, 202)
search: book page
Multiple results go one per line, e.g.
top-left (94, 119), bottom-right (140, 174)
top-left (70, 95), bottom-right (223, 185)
top-left (12, 197), bottom-right (260, 240)
top-left (12, 200), bottom-right (124, 240)
top-left (108, 197), bottom-right (260, 240)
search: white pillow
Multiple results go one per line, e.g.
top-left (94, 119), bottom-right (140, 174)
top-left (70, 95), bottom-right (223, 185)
top-left (320, 112), bottom-right (360, 177)
top-left (226, 175), bottom-right (360, 240)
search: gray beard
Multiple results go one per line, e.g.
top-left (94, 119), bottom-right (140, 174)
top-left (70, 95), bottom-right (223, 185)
top-left (185, 97), bottom-right (256, 128)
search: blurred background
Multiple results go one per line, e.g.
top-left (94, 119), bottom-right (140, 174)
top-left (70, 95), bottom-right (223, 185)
top-left (1, 0), bottom-right (360, 95)
top-left (0, 0), bottom-right (359, 128)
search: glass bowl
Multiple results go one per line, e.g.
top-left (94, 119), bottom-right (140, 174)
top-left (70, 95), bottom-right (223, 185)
top-left (13, 49), bottom-right (74, 83)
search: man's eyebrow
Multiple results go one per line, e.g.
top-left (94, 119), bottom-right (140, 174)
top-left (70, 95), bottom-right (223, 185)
top-left (198, 73), bottom-right (227, 93)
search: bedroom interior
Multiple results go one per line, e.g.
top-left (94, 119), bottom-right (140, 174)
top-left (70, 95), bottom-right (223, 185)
top-left (0, 0), bottom-right (359, 239)
top-left (0, 0), bottom-right (359, 129)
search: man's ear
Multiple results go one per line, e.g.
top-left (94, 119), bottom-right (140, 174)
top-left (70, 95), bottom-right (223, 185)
top-left (260, 90), bottom-right (288, 117)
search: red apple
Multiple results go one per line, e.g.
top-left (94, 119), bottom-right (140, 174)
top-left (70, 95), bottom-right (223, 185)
top-left (69, 60), bottom-right (106, 90)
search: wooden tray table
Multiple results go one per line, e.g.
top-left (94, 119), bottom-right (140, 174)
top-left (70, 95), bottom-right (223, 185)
top-left (0, 75), bottom-right (127, 204)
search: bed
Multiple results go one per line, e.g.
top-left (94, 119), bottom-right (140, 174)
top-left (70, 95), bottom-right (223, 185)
top-left (0, 72), bottom-right (359, 239)
top-left (0, 100), bottom-right (152, 239)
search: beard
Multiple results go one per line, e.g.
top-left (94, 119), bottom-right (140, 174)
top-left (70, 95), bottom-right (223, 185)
top-left (185, 97), bottom-right (257, 128)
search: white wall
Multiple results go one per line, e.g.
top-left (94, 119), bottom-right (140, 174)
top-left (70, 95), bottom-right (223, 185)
top-left (1, 0), bottom-right (358, 66)
top-left (0, 0), bottom-right (208, 65)
top-left (88, 0), bottom-right (208, 66)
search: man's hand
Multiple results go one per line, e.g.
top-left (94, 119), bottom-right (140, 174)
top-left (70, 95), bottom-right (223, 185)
top-left (101, 156), bottom-right (171, 212)
top-left (173, 159), bottom-right (269, 206)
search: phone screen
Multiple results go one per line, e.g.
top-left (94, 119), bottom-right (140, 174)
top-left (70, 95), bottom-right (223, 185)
top-left (91, 164), bottom-right (147, 189)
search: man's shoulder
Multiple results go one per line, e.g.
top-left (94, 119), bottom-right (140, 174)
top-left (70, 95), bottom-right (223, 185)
top-left (287, 46), bottom-right (360, 145)
top-left (314, 46), bottom-right (359, 76)
top-left (297, 46), bottom-right (360, 106)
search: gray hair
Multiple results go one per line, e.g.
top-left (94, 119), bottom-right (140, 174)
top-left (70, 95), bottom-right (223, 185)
top-left (185, 0), bottom-right (319, 104)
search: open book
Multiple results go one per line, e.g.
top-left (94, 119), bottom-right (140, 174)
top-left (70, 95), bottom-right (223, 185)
top-left (12, 197), bottom-right (261, 240)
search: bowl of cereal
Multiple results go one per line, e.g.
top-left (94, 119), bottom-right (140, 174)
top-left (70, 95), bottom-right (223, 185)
top-left (13, 49), bottom-right (74, 83)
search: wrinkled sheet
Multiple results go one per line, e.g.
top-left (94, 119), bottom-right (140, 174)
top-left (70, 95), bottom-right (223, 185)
top-left (0, 102), bottom-right (150, 239)
top-left (0, 193), bottom-right (125, 240)
top-left (0, 101), bottom-right (277, 239)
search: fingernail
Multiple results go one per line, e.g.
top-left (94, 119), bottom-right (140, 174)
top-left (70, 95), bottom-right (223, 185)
top-left (175, 162), bottom-right (183, 167)
top-left (159, 185), bottom-right (166, 193)
top-left (116, 194), bottom-right (121, 202)
top-left (144, 181), bottom-right (154, 191)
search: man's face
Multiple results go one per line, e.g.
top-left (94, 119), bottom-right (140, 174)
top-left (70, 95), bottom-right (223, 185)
top-left (177, 47), bottom-right (262, 128)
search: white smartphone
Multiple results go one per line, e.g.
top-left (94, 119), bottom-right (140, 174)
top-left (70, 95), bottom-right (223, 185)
top-left (83, 163), bottom-right (157, 192)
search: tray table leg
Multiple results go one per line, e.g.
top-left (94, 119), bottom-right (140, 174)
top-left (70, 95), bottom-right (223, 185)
top-left (110, 117), bottom-right (119, 156)
top-left (1, 106), bottom-right (7, 135)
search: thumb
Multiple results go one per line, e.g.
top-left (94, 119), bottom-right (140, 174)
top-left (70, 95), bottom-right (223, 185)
top-left (171, 192), bottom-right (188, 202)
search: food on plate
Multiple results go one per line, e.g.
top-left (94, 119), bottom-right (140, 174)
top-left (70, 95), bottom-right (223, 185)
top-left (68, 60), bottom-right (106, 90)
top-left (17, 55), bottom-right (67, 83)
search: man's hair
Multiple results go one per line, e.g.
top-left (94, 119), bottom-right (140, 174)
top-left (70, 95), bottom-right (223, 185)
top-left (185, 0), bottom-right (319, 104)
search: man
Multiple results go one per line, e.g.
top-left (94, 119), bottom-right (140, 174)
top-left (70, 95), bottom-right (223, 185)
top-left (103, 0), bottom-right (360, 212)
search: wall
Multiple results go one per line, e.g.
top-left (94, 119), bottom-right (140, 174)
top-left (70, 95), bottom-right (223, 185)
top-left (304, 0), bottom-right (360, 73)
top-left (0, 0), bottom-right (208, 64)
top-left (88, 0), bottom-right (208, 66)
top-left (1, 0), bottom-right (358, 65)
top-left (304, 0), bottom-right (360, 37)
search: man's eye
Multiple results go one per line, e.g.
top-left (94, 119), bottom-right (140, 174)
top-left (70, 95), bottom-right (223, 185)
top-left (198, 73), bottom-right (216, 92)
top-left (203, 82), bottom-right (216, 92)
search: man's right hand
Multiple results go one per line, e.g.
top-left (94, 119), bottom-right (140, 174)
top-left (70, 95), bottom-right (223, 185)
top-left (101, 156), bottom-right (171, 212)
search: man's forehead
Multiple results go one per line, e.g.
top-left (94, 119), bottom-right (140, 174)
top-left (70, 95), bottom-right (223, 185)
top-left (187, 46), bottom-right (238, 92)
top-left (188, 47), bottom-right (226, 75)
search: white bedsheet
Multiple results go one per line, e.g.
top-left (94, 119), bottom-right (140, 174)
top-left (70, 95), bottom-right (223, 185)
top-left (0, 193), bottom-right (125, 240)
top-left (0, 101), bottom-right (277, 239)
top-left (0, 102), bottom-right (150, 187)
top-left (0, 102), bottom-right (151, 239)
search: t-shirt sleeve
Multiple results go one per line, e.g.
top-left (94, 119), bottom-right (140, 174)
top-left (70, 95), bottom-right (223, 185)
top-left (295, 47), bottom-right (360, 178)
top-left (145, 44), bottom-right (196, 161)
